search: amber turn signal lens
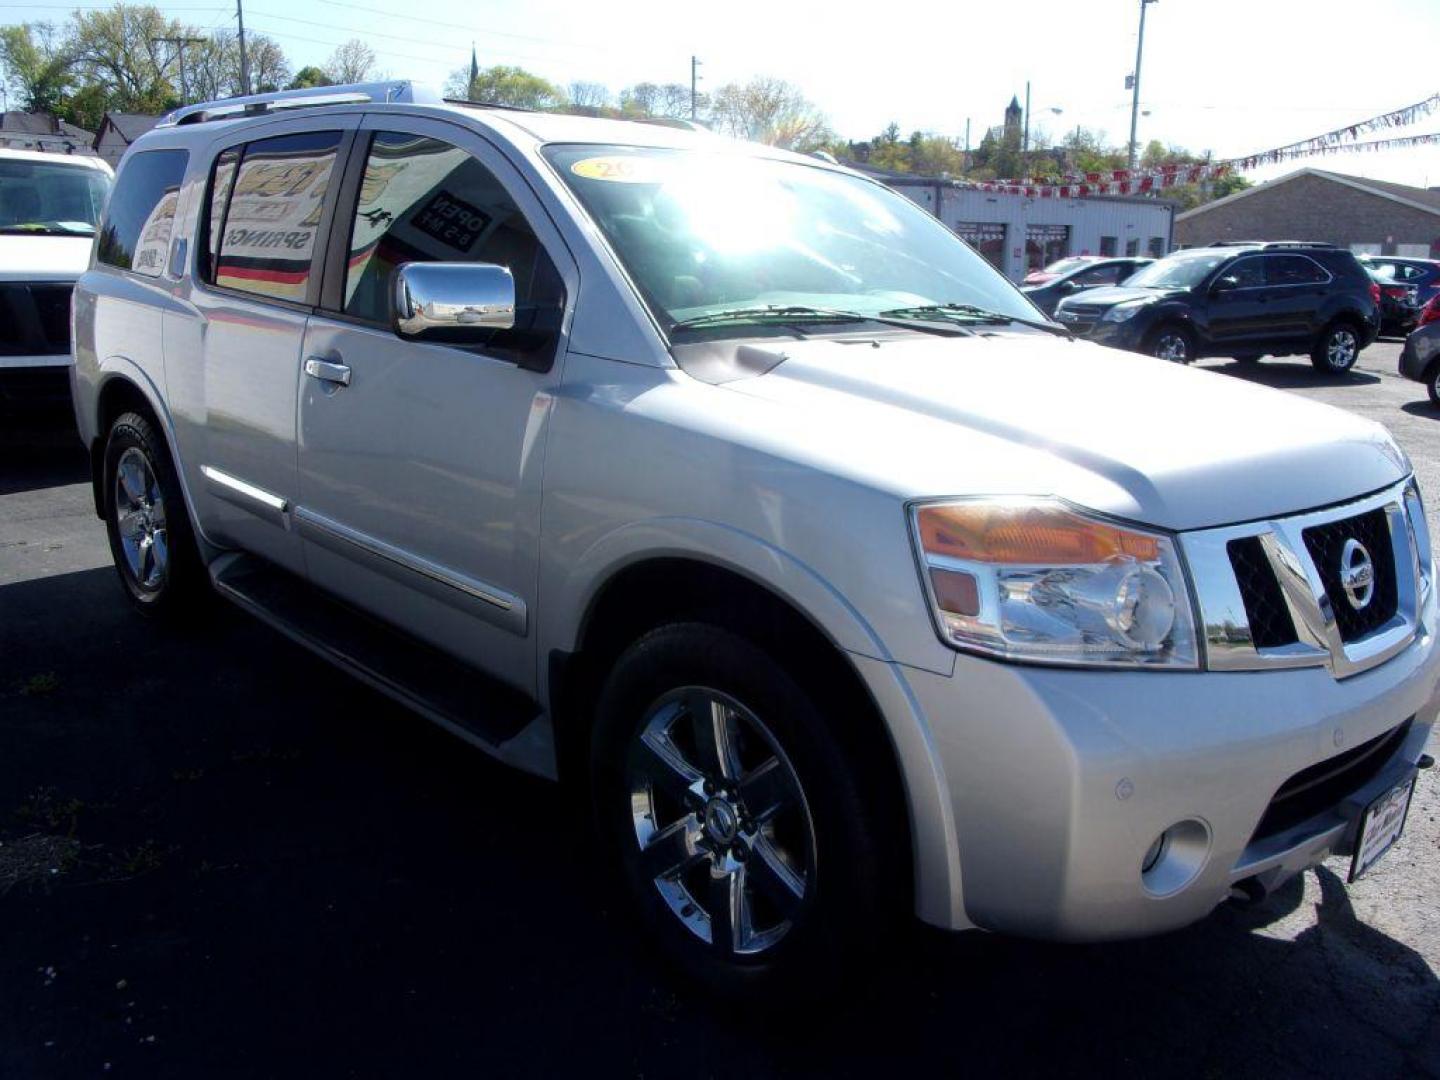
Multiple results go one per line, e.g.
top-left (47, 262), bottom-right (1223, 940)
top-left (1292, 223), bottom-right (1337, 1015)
top-left (917, 502), bottom-right (1160, 565)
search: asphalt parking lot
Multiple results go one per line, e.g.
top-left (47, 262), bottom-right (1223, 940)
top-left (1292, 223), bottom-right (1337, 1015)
top-left (2, 342), bottom-right (1438, 1079)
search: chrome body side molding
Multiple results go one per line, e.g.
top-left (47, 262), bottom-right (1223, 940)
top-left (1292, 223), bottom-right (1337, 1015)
top-left (200, 465), bottom-right (289, 523)
top-left (293, 506), bottom-right (527, 635)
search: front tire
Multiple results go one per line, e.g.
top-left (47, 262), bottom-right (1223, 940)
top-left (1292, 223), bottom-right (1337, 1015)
top-left (1428, 361), bottom-right (1440, 407)
top-left (1311, 321), bottom-right (1360, 374)
top-left (590, 623), bottom-right (890, 998)
top-left (1146, 324), bottom-right (1194, 364)
top-left (102, 411), bottom-right (207, 617)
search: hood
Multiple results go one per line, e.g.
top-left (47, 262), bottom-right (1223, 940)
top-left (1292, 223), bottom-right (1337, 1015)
top-left (0, 235), bottom-right (93, 281)
top-left (694, 332), bottom-right (1406, 532)
top-left (1058, 285), bottom-right (1181, 309)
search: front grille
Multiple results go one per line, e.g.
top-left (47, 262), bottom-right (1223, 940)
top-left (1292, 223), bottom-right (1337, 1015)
top-left (0, 282), bottom-right (74, 357)
top-left (1250, 719), bottom-right (1411, 842)
top-left (1302, 509), bottom-right (1398, 641)
top-left (1227, 536), bottom-right (1298, 648)
top-left (1058, 304), bottom-right (1102, 331)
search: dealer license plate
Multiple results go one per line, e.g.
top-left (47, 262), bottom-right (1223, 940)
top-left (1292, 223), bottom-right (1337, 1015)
top-left (1349, 774), bottom-right (1416, 882)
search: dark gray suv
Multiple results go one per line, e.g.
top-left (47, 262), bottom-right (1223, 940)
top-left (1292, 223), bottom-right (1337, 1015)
top-left (1054, 242), bottom-right (1380, 372)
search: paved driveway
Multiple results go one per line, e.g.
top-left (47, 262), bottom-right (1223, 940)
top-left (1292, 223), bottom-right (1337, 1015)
top-left (2, 342), bottom-right (1437, 1078)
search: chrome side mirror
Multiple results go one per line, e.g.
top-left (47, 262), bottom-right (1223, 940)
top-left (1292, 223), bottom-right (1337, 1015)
top-left (393, 262), bottom-right (515, 342)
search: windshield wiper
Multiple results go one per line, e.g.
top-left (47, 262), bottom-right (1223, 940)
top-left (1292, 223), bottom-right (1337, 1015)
top-left (881, 303), bottom-right (1072, 339)
top-left (669, 304), bottom-right (970, 337)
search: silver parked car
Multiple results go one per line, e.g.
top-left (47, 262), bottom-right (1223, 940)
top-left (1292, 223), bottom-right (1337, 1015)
top-left (72, 82), bottom-right (1437, 995)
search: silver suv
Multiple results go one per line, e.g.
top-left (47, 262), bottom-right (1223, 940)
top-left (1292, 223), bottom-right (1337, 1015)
top-left (72, 82), bottom-right (1437, 994)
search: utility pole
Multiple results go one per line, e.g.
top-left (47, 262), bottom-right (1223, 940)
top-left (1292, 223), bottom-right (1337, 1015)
top-left (690, 55), bottom-right (701, 121)
top-left (1127, 0), bottom-right (1157, 170)
top-left (964, 117), bottom-right (971, 174)
top-left (157, 35), bottom-right (205, 105)
top-left (1023, 80), bottom-right (1031, 156)
top-left (236, 0), bottom-right (250, 96)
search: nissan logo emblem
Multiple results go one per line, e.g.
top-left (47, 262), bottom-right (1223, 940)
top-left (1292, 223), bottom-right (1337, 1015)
top-left (1339, 538), bottom-right (1375, 611)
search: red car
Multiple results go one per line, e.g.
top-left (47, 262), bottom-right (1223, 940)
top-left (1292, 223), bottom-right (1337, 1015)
top-left (1420, 293), bottom-right (1440, 328)
top-left (1023, 255), bottom-right (1104, 285)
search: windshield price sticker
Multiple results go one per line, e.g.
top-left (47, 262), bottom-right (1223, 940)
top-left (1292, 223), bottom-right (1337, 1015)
top-left (570, 156), bottom-right (670, 184)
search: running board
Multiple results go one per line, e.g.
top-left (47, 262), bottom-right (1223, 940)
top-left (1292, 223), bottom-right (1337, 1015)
top-left (210, 553), bottom-right (556, 779)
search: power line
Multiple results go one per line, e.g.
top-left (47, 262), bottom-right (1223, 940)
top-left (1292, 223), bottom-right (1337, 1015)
top-left (313, 0), bottom-right (593, 51)
top-left (245, 7), bottom-right (557, 66)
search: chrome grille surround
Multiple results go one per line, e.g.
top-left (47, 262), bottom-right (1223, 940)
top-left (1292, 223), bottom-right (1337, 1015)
top-left (1182, 480), bottom-right (1428, 678)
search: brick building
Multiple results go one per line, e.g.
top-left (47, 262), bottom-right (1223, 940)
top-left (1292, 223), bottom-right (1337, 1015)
top-left (1175, 168), bottom-right (1440, 257)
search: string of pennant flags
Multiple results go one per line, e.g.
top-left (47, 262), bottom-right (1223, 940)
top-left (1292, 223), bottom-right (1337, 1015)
top-left (968, 91), bottom-right (1440, 199)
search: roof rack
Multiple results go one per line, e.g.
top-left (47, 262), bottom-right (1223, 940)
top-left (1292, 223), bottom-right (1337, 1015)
top-left (1205, 240), bottom-right (1336, 250)
top-left (159, 80), bottom-right (441, 127)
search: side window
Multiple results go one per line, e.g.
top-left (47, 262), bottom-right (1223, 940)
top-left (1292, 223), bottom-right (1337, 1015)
top-left (214, 130), bottom-right (342, 302)
top-left (201, 147), bottom-right (240, 283)
top-left (1073, 263), bottom-right (1124, 286)
top-left (97, 149), bottom-right (189, 277)
top-left (1226, 257), bottom-right (1265, 288)
top-left (341, 130), bottom-right (562, 328)
top-left (1266, 255), bottom-right (1327, 287)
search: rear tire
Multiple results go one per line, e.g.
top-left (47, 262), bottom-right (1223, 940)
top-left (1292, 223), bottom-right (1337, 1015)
top-left (102, 411), bottom-right (208, 617)
top-left (1310, 321), bottom-right (1360, 374)
top-left (1234, 354), bottom-right (1262, 366)
top-left (1146, 324), bottom-right (1194, 364)
top-left (1428, 362), bottom-right (1440, 407)
top-left (590, 622), bottom-right (892, 1000)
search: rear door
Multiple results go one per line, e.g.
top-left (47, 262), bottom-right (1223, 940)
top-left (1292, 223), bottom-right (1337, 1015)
top-left (292, 115), bottom-right (575, 693)
top-left (171, 117), bottom-right (358, 574)
top-left (1262, 254), bottom-right (1332, 342)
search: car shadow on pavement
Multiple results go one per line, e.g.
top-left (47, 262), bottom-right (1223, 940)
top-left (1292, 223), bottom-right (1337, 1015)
top-left (1209, 360), bottom-right (1381, 390)
top-left (2, 567), bottom-right (1437, 1079)
top-left (0, 433), bottom-right (88, 497)
top-left (1401, 401), bottom-right (1440, 421)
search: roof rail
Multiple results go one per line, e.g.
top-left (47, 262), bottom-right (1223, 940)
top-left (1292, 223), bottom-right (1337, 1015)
top-left (159, 80), bottom-right (441, 127)
top-left (1205, 240), bottom-right (1336, 250)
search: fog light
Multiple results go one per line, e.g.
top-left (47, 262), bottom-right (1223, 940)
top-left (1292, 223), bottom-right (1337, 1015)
top-left (1139, 818), bottom-right (1211, 897)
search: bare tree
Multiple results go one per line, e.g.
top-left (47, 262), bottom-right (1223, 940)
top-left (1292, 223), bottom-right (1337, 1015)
top-left (708, 76), bottom-right (831, 150)
top-left (618, 81), bottom-right (694, 119)
top-left (325, 38), bottom-right (376, 85)
top-left (188, 31), bottom-right (288, 100)
top-left (567, 80), bottom-right (610, 110)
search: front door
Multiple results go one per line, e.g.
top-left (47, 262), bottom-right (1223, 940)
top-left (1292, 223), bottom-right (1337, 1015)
top-left (294, 118), bottom-right (574, 694)
top-left (1204, 255), bottom-right (1269, 348)
top-left (179, 119), bottom-right (357, 573)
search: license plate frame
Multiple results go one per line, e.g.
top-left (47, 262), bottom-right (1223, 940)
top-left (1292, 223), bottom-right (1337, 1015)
top-left (1348, 773), bottom-right (1417, 883)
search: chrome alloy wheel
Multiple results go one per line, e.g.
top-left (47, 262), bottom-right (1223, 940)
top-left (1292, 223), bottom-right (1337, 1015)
top-left (114, 446), bottom-right (169, 591)
top-left (1153, 330), bottom-right (1190, 363)
top-left (626, 688), bottom-right (816, 957)
top-left (1326, 326), bottom-right (1358, 369)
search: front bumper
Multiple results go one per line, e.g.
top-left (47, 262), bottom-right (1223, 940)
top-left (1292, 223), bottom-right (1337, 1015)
top-left (1071, 315), bottom-right (1150, 352)
top-left (893, 598), bottom-right (1439, 941)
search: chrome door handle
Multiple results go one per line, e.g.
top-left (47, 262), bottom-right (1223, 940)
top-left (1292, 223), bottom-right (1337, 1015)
top-left (304, 357), bottom-right (351, 387)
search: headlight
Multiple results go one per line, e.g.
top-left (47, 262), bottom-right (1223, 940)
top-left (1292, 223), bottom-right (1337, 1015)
top-left (1404, 478), bottom-right (1432, 602)
top-left (911, 498), bottom-right (1199, 668)
top-left (1101, 302), bottom-right (1147, 322)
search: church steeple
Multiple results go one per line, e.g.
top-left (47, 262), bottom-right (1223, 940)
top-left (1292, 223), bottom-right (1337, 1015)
top-left (1004, 95), bottom-right (1022, 134)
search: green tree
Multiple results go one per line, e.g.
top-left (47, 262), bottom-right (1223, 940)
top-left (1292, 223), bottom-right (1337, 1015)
top-left (67, 4), bottom-right (185, 114)
top-left (288, 65), bottom-right (332, 90)
top-left (447, 64), bottom-right (566, 110)
top-left (0, 23), bottom-right (74, 115)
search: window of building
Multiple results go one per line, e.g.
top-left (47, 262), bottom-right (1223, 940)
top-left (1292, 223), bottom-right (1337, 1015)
top-left (341, 131), bottom-right (563, 350)
top-left (1125, 237), bottom-right (1140, 257)
top-left (1265, 254), bottom-right (1328, 286)
top-left (97, 149), bottom-right (189, 277)
top-left (1099, 235), bottom-right (1118, 257)
top-left (212, 130), bottom-right (342, 302)
top-left (1147, 237), bottom-right (1165, 258)
top-left (1025, 224), bottom-right (1069, 273)
top-left (954, 221), bottom-right (1006, 270)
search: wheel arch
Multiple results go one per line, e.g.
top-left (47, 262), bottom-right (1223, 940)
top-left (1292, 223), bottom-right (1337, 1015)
top-left (545, 534), bottom-right (964, 927)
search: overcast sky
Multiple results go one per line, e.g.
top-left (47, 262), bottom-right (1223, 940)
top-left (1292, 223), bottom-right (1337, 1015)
top-left (11, 0), bottom-right (1440, 187)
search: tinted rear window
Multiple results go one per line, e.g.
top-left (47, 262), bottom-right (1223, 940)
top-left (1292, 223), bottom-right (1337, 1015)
top-left (97, 149), bottom-right (189, 277)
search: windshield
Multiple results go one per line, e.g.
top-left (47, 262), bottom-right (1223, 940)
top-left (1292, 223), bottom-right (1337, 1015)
top-left (544, 144), bottom-right (1039, 335)
top-left (1124, 249), bottom-right (1232, 289)
top-left (0, 158), bottom-right (112, 234)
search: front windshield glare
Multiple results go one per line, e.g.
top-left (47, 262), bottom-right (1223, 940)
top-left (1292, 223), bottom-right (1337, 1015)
top-left (0, 160), bottom-right (112, 232)
top-left (544, 145), bottom-right (1038, 333)
top-left (1124, 250), bottom-right (1230, 289)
